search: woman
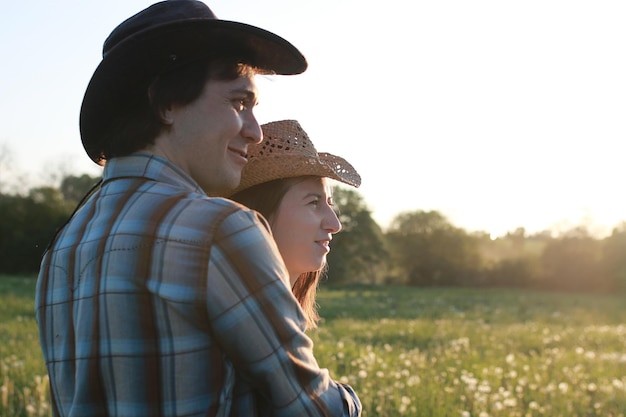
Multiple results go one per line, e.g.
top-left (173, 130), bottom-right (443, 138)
top-left (225, 119), bottom-right (361, 329)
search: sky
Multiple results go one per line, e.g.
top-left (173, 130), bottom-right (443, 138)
top-left (1, 0), bottom-right (626, 238)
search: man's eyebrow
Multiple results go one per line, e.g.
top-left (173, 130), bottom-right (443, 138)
top-left (229, 88), bottom-right (258, 101)
top-left (303, 192), bottom-right (324, 200)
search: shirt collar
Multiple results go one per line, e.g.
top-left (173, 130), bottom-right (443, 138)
top-left (102, 152), bottom-right (206, 195)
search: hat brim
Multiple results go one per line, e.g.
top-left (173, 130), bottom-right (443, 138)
top-left (223, 152), bottom-right (361, 198)
top-left (80, 19), bottom-right (307, 164)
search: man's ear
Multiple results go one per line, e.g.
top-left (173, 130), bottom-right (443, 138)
top-left (160, 105), bottom-right (175, 125)
top-left (148, 82), bottom-right (174, 125)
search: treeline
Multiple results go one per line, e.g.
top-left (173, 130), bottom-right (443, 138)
top-left (1, 174), bottom-right (625, 293)
top-left (328, 188), bottom-right (626, 293)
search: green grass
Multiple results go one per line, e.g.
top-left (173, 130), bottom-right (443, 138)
top-left (0, 275), bottom-right (48, 417)
top-left (313, 285), bottom-right (626, 416)
top-left (1, 276), bottom-right (625, 416)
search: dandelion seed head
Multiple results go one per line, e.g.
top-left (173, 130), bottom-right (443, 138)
top-left (478, 383), bottom-right (491, 393)
top-left (407, 375), bottom-right (421, 386)
top-left (503, 398), bottom-right (517, 407)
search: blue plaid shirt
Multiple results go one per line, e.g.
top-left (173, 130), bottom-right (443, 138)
top-left (36, 153), bottom-right (361, 417)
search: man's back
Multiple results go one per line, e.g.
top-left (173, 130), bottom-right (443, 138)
top-left (36, 154), bottom-right (292, 416)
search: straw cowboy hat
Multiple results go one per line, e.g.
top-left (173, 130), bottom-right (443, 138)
top-left (223, 120), bottom-right (361, 197)
top-left (80, 0), bottom-right (307, 164)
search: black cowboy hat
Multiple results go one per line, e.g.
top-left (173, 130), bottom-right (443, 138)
top-left (79, 0), bottom-right (307, 164)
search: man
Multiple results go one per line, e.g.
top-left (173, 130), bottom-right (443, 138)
top-left (35, 1), bottom-right (362, 416)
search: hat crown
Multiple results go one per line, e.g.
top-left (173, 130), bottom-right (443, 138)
top-left (103, 0), bottom-right (216, 57)
top-left (251, 120), bottom-right (318, 160)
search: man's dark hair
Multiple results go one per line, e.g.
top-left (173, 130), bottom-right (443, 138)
top-left (100, 56), bottom-right (258, 161)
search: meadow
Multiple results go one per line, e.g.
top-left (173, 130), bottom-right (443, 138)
top-left (1, 275), bottom-right (625, 417)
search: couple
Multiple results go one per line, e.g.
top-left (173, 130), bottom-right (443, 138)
top-left (35, 1), bottom-right (362, 417)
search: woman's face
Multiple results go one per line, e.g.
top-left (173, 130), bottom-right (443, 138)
top-left (270, 177), bottom-right (342, 286)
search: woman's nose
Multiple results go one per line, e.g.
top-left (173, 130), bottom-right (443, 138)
top-left (324, 208), bottom-right (342, 234)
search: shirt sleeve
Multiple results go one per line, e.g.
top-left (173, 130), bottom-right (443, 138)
top-left (206, 208), bottom-right (362, 417)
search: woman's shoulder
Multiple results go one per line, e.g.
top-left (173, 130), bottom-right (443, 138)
top-left (180, 195), bottom-right (271, 238)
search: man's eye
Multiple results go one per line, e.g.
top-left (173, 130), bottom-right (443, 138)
top-left (232, 98), bottom-right (250, 111)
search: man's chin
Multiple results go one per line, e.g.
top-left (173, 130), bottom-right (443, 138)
top-left (209, 178), bottom-right (241, 198)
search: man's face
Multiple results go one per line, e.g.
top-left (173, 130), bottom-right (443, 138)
top-left (163, 74), bottom-right (263, 194)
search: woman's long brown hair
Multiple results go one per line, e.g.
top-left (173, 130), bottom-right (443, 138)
top-left (229, 176), bottom-right (324, 330)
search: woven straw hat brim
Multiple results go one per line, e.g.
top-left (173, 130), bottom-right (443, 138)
top-left (224, 153), bottom-right (361, 197)
top-left (80, 15), bottom-right (307, 164)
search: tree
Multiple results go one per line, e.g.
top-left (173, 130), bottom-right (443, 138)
top-left (0, 143), bottom-right (10, 193)
top-left (0, 187), bottom-right (71, 274)
top-left (0, 171), bottom-right (102, 274)
top-left (0, 143), bottom-right (29, 195)
top-left (386, 210), bottom-right (481, 286)
top-left (540, 227), bottom-right (606, 292)
top-left (60, 173), bottom-right (101, 205)
top-left (477, 228), bottom-right (544, 289)
top-left (326, 187), bottom-right (389, 284)
top-left (485, 257), bottom-right (538, 289)
top-left (602, 222), bottom-right (626, 292)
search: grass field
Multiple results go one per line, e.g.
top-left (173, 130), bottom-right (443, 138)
top-left (1, 275), bottom-right (625, 417)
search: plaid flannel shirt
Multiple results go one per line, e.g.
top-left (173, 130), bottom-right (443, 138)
top-left (36, 153), bottom-right (361, 417)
